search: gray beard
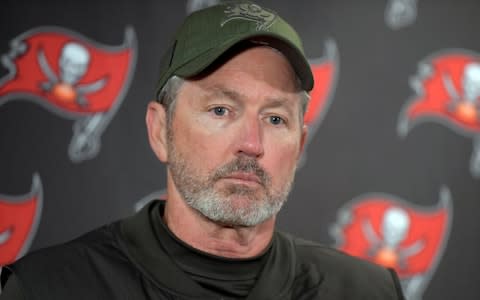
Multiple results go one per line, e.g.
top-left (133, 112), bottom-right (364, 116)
top-left (167, 128), bottom-right (294, 227)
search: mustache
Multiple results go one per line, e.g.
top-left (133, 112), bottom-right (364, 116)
top-left (212, 157), bottom-right (269, 186)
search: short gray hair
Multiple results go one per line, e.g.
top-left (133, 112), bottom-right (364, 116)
top-left (156, 75), bottom-right (184, 123)
top-left (157, 75), bottom-right (310, 124)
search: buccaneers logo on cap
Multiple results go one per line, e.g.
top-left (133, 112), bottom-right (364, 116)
top-left (221, 2), bottom-right (276, 30)
top-left (398, 51), bottom-right (480, 177)
top-left (330, 188), bottom-right (452, 300)
top-left (0, 174), bottom-right (43, 267)
top-left (0, 27), bottom-right (137, 162)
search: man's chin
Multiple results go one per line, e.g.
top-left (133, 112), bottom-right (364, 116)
top-left (190, 194), bottom-right (278, 227)
top-left (203, 208), bottom-right (269, 228)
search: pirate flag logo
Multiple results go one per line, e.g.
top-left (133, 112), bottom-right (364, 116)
top-left (0, 174), bottom-right (43, 269)
top-left (330, 188), bottom-right (452, 300)
top-left (0, 26), bottom-right (137, 162)
top-left (398, 51), bottom-right (480, 177)
top-left (305, 40), bottom-right (338, 137)
top-left (299, 39), bottom-right (339, 166)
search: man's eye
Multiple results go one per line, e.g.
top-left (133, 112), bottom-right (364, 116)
top-left (211, 107), bottom-right (228, 116)
top-left (269, 116), bottom-right (284, 125)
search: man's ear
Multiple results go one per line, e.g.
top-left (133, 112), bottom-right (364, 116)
top-left (146, 101), bottom-right (169, 163)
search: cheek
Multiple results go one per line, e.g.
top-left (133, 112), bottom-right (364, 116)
top-left (263, 138), bottom-right (301, 177)
top-left (171, 116), bottom-right (230, 169)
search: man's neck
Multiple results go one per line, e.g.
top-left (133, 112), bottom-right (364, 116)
top-left (162, 188), bottom-right (275, 259)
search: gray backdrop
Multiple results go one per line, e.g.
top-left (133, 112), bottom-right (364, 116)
top-left (1, 0), bottom-right (479, 299)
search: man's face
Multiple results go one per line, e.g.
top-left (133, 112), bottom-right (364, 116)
top-left (167, 46), bottom-right (307, 226)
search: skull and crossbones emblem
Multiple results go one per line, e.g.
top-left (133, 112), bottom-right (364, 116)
top-left (362, 206), bottom-right (424, 270)
top-left (443, 62), bottom-right (480, 123)
top-left (38, 42), bottom-right (106, 108)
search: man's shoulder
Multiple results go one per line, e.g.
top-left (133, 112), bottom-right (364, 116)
top-left (12, 222), bottom-right (124, 273)
top-left (276, 231), bottom-right (404, 299)
top-left (278, 232), bottom-right (385, 273)
top-left (285, 232), bottom-right (385, 274)
top-left (4, 221), bottom-right (138, 289)
top-left (2, 221), bottom-right (148, 298)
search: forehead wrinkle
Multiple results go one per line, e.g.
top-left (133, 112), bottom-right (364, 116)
top-left (200, 85), bottom-right (244, 104)
top-left (262, 97), bottom-right (297, 115)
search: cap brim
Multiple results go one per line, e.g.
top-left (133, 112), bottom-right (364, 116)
top-left (173, 32), bottom-right (314, 92)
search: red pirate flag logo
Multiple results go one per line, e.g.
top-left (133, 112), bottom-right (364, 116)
top-left (330, 188), bottom-right (452, 300)
top-left (398, 51), bottom-right (480, 177)
top-left (298, 39), bottom-right (338, 166)
top-left (0, 174), bottom-right (43, 267)
top-left (305, 39), bottom-right (338, 132)
top-left (0, 27), bottom-right (137, 162)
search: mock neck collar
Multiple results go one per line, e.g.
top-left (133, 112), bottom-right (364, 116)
top-left (119, 200), bottom-right (297, 299)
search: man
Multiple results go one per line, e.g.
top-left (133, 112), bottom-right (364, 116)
top-left (0, 2), bottom-right (405, 299)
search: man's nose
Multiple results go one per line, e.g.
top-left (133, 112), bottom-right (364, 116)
top-left (235, 117), bottom-right (264, 158)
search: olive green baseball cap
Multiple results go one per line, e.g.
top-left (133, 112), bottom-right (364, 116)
top-left (155, 1), bottom-right (313, 101)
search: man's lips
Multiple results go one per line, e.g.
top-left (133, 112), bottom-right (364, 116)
top-left (222, 172), bottom-right (262, 185)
